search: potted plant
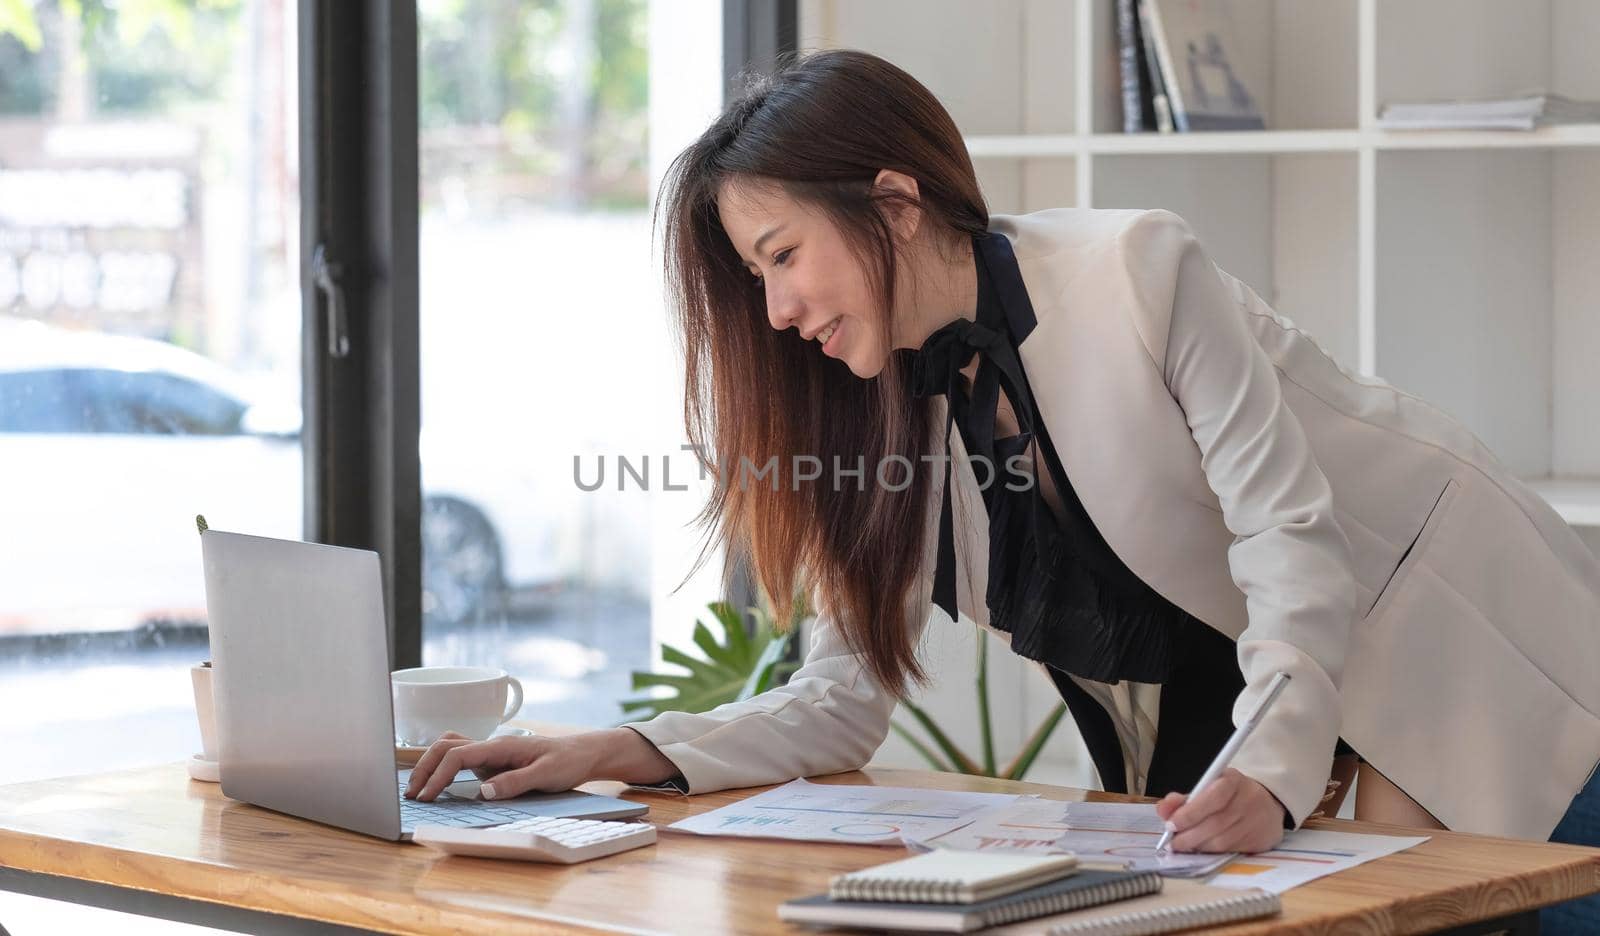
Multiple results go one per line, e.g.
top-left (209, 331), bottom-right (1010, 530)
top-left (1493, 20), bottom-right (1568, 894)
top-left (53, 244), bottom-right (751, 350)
top-left (623, 590), bottom-right (1067, 782)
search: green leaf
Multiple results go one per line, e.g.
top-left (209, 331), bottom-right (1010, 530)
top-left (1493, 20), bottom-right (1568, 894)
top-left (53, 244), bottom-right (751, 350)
top-left (719, 602), bottom-right (754, 657)
top-left (659, 643), bottom-right (735, 682)
top-left (737, 630), bottom-right (794, 701)
top-left (618, 597), bottom-right (801, 723)
top-left (900, 699), bottom-right (983, 775)
top-left (976, 635), bottom-right (996, 776)
top-left (692, 619), bottom-right (743, 669)
top-left (890, 720), bottom-right (953, 773)
top-left (628, 672), bottom-right (700, 692)
top-left (1003, 704), bottom-right (1069, 781)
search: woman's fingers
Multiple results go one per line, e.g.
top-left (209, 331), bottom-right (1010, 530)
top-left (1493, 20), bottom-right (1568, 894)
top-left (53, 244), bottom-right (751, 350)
top-left (1171, 806), bottom-right (1246, 853)
top-left (479, 737), bottom-right (597, 799)
top-left (1167, 771), bottom-right (1241, 836)
top-left (413, 740), bottom-right (512, 801)
top-left (404, 736), bottom-right (476, 799)
top-left (478, 759), bottom-right (560, 800)
top-left (1166, 770), bottom-right (1289, 854)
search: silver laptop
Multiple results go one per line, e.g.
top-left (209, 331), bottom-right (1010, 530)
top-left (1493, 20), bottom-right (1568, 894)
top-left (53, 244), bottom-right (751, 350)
top-left (200, 528), bottom-right (647, 841)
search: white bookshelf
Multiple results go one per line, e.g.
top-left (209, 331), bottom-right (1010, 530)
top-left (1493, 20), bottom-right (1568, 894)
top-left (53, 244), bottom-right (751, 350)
top-left (800, 0), bottom-right (1600, 777)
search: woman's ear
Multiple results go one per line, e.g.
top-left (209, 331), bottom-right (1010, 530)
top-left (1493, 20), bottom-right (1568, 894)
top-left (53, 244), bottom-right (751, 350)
top-left (872, 169), bottom-right (923, 244)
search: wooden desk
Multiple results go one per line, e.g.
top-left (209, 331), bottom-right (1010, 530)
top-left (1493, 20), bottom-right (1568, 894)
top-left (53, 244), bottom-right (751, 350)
top-left (0, 761), bottom-right (1597, 935)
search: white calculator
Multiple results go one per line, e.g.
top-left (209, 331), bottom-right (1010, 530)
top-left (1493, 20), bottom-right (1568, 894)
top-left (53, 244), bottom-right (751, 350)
top-left (412, 816), bottom-right (657, 864)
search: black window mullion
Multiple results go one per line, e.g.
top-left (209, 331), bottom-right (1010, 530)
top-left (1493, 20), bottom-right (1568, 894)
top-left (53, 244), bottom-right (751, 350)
top-left (722, 0), bottom-right (797, 97)
top-left (298, 0), bottom-right (421, 670)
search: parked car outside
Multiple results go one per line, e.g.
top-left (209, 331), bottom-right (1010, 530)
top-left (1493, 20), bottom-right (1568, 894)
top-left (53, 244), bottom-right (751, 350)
top-left (0, 318), bottom-right (580, 636)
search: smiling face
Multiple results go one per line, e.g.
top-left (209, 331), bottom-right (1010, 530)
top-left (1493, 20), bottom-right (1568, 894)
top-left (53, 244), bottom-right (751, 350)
top-left (717, 179), bottom-right (892, 379)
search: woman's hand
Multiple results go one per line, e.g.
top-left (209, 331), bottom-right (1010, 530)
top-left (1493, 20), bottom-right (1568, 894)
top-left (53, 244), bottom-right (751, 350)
top-left (1154, 768), bottom-right (1287, 854)
top-left (403, 727), bottom-right (677, 802)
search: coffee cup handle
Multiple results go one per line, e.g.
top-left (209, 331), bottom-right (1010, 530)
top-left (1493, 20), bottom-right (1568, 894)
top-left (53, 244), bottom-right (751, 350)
top-left (500, 676), bottom-right (524, 725)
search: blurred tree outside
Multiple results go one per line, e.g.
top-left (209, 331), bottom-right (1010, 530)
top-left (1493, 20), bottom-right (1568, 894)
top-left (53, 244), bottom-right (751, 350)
top-left (0, 0), bottom-right (244, 118)
top-left (418, 0), bottom-right (649, 215)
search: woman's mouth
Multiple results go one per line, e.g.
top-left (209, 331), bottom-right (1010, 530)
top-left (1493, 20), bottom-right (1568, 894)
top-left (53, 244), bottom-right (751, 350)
top-left (817, 316), bottom-right (843, 356)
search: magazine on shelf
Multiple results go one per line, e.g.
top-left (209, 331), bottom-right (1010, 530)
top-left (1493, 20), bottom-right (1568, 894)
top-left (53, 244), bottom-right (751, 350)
top-left (1140, 0), bottom-right (1266, 132)
top-left (1377, 91), bottom-right (1600, 130)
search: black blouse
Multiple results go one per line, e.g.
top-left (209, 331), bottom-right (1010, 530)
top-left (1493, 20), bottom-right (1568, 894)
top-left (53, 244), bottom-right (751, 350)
top-left (907, 231), bottom-right (1247, 797)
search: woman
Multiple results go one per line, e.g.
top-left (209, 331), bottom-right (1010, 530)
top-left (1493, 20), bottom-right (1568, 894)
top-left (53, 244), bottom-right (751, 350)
top-left (407, 49), bottom-right (1600, 927)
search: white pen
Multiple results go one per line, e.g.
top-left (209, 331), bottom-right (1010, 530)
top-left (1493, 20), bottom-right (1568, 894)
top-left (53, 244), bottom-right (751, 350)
top-left (1154, 671), bottom-right (1291, 856)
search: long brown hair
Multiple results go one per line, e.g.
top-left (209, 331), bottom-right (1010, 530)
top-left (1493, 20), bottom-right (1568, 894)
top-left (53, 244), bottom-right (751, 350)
top-left (657, 49), bottom-right (988, 694)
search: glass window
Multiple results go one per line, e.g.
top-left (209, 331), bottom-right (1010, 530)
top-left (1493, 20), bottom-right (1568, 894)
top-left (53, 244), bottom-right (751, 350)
top-left (417, 0), bottom-right (726, 728)
top-left (0, 0), bottom-right (302, 795)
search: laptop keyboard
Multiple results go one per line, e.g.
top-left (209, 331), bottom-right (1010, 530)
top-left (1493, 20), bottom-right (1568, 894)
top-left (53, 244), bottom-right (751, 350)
top-left (397, 779), bottom-right (531, 828)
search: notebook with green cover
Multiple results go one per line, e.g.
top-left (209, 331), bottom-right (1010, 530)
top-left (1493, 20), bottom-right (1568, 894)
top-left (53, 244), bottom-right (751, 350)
top-left (779, 868), bottom-right (1162, 933)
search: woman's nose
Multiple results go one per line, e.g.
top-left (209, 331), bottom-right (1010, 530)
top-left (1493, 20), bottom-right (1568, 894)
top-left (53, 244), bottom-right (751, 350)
top-left (766, 280), bottom-right (801, 331)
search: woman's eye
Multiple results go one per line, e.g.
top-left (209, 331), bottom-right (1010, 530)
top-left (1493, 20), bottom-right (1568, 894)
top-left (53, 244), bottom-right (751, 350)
top-left (773, 248), bottom-right (794, 266)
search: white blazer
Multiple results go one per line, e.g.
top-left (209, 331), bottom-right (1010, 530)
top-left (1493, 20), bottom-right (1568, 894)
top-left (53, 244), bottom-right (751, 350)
top-left (631, 208), bottom-right (1600, 841)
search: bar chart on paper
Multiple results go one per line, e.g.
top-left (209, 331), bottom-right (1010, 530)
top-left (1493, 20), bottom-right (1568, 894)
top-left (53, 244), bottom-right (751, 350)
top-left (667, 779), bottom-right (1024, 845)
top-left (1208, 830), bottom-right (1430, 894)
top-left (927, 801), bottom-right (1234, 877)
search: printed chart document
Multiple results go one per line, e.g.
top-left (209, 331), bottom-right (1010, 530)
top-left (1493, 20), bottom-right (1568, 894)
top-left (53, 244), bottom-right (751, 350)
top-left (912, 800), bottom-right (1429, 893)
top-left (917, 798), bottom-right (1079, 854)
top-left (1050, 802), bottom-right (1236, 877)
top-left (922, 801), bottom-right (1234, 877)
top-left (667, 778), bottom-right (1024, 845)
top-left (1207, 829), bottom-right (1430, 894)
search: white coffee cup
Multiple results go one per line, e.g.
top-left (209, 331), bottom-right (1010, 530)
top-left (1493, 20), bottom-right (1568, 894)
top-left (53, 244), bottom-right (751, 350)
top-left (391, 666), bottom-right (525, 746)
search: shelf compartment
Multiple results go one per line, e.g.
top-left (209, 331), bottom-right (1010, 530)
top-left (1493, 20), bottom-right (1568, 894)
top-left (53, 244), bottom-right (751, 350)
top-left (1374, 148), bottom-right (1600, 482)
top-left (1374, 0), bottom-right (1600, 128)
top-left (1088, 0), bottom-right (1359, 134)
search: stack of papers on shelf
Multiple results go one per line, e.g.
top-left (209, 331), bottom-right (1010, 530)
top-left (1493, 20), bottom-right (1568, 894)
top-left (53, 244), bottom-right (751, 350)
top-left (1378, 91), bottom-right (1600, 129)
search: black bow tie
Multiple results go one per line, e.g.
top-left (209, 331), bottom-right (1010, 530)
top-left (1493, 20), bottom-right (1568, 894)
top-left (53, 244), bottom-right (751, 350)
top-left (909, 318), bottom-right (1004, 401)
top-left (907, 252), bottom-right (1037, 624)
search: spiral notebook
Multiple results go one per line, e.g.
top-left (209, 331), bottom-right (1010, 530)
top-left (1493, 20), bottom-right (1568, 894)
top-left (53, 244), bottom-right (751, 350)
top-left (781, 869), bottom-right (1161, 933)
top-left (828, 850), bottom-right (1080, 904)
top-left (1019, 879), bottom-right (1281, 936)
